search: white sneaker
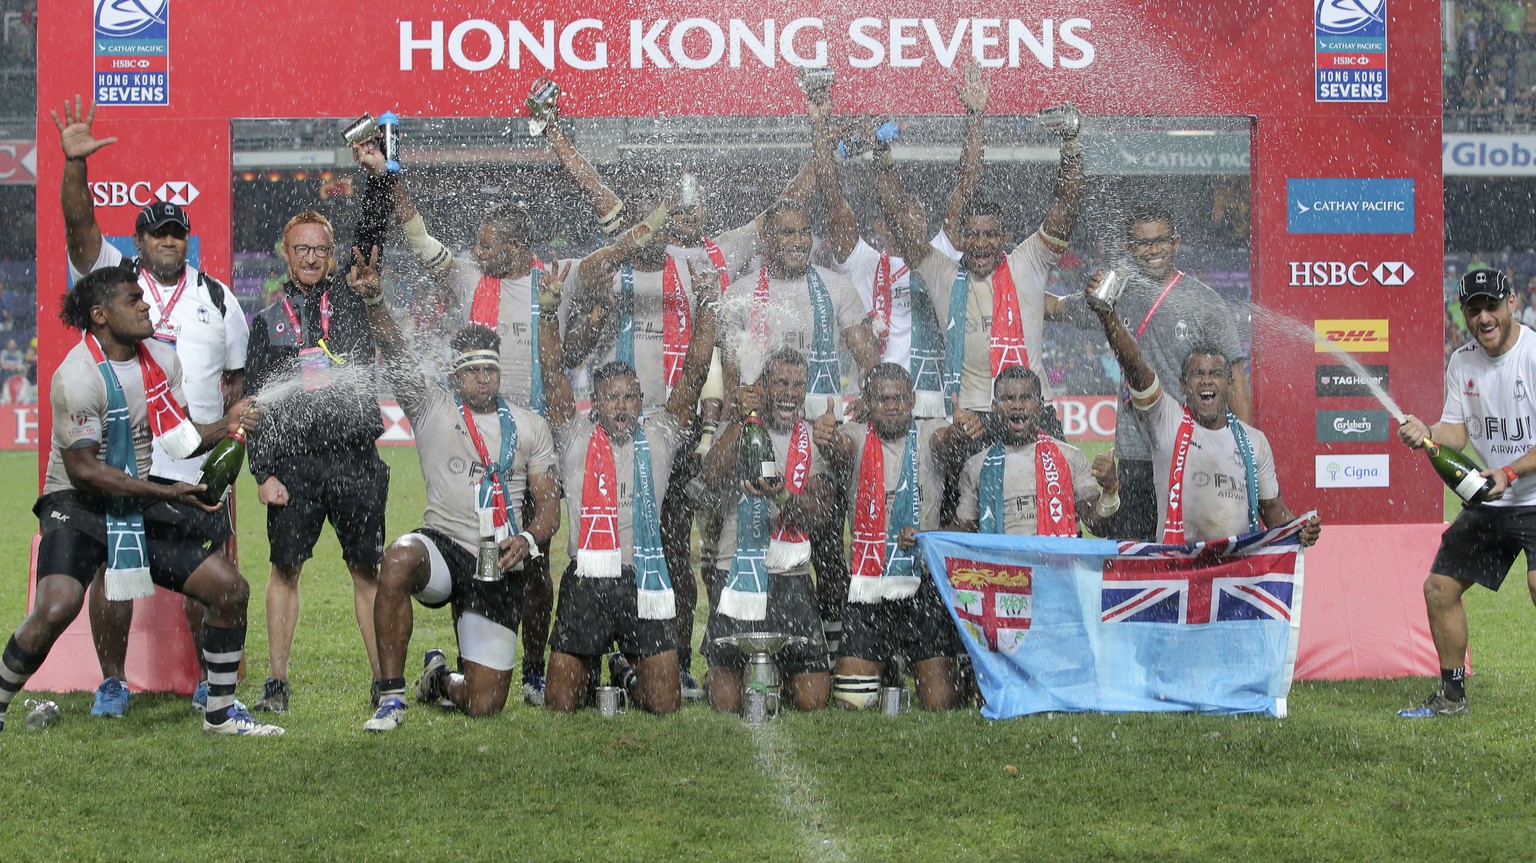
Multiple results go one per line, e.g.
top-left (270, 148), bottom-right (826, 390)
top-left (203, 705), bottom-right (285, 737)
top-left (364, 697), bottom-right (407, 733)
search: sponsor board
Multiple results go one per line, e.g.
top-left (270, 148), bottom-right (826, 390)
top-left (398, 17), bottom-right (1096, 72)
top-left (1316, 453), bottom-right (1390, 488)
top-left (1288, 260), bottom-right (1413, 287)
top-left (1055, 395), bottom-right (1117, 442)
top-left (1315, 364), bottom-right (1388, 396)
top-left (0, 141), bottom-right (37, 185)
top-left (1316, 410), bottom-right (1391, 442)
top-left (1315, 319), bottom-right (1389, 353)
top-left (1443, 134), bottom-right (1536, 176)
top-left (89, 180), bottom-right (201, 208)
top-left (1287, 178), bottom-right (1413, 234)
top-left (1314, 0), bottom-right (1387, 103)
top-left (94, 0), bottom-right (169, 106)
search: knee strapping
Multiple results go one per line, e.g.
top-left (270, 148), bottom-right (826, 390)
top-left (832, 674), bottom-right (879, 709)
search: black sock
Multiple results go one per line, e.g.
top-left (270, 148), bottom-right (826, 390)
top-left (377, 677), bottom-right (406, 700)
top-left (676, 646), bottom-right (693, 676)
top-left (0, 636), bottom-right (46, 718)
top-left (1441, 667), bottom-right (1466, 700)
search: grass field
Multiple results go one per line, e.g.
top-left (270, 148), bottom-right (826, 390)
top-left (0, 447), bottom-right (1533, 862)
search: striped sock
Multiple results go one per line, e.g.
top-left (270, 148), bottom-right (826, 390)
top-left (202, 624), bottom-right (245, 723)
top-left (0, 636), bottom-right (45, 725)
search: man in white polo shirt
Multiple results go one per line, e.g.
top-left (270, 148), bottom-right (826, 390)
top-left (54, 95), bottom-right (250, 718)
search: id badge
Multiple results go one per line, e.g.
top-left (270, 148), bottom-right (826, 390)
top-left (299, 346), bottom-right (332, 391)
top-left (153, 318), bottom-right (179, 344)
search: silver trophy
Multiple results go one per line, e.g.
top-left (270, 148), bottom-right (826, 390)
top-left (475, 537), bottom-right (503, 582)
top-left (23, 698), bottom-right (60, 729)
top-left (1036, 103), bottom-right (1083, 138)
top-left (526, 77), bottom-right (561, 137)
top-left (798, 67), bottom-right (835, 94)
top-left (1087, 270), bottom-right (1124, 312)
top-left (713, 632), bottom-right (809, 723)
top-left (342, 113), bottom-right (378, 146)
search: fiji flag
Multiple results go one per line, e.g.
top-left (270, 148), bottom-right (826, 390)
top-left (918, 515), bottom-right (1310, 719)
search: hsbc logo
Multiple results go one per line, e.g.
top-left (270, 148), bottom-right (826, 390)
top-left (89, 180), bottom-right (200, 208)
top-left (1289, 260), bottom-right (1414, 287)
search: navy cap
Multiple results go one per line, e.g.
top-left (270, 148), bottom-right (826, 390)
top-left (1459, 268), bottom-right (1510, 304)
top-left (135, 201), bottom-right (191, 233)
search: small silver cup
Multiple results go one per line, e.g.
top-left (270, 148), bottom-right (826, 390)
top-left (879, 686), bottom-right (911, 716)
top-left (1036, 103), bottom-right (1083, 138)
top-left (1087, 270), bottom-right (1123, 312)
top-left (342, 113), bottom-right (378, 145)
top-left (799, 67), bottom-right (835, 93)
top-left (526, 78), bottom-right (561, 137)
top-left (475, 538), bottom-right (503, 582)
top-left (743, 690), bottom-right (769, 724)
top-left (596, 686), bottom-right (627, 717)
top-left (23, 698), bottom-right (60, 729)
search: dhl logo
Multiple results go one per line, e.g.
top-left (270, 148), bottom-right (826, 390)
top-left (1315, 319), bottom-right (1389, 353)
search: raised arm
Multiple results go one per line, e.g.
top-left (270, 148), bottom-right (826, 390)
top-left (942, 62), bottom-right (989, 250)
top-left (564, 206), bottom-right (672, 368)
top-left (872, 156), bottom-right (932, 270)
top-left (665, 262), bottom-right (720, 429)
top-left (52, 96), bottom-right (117, 274)
top-left (347, 244), bottom-right (429, 416)
top-left (1038, 118), bottom-right (1086, 253)
top-left (808, 90), bottom-right (861, 263)
top-left (1088, 274), bottom-right (1159, 407)
top-left (353, 138), bottom-right (456, 308)
top-left (537, 263), bottom-right (576, 432)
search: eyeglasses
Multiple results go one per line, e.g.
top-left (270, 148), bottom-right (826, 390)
top-left (1127, 235), bottom-right (1176, 250)
top-left (290, 244), bottom-right (334, 258)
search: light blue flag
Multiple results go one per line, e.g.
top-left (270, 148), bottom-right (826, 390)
top-left (917, 516), bottom-right (1312, 719)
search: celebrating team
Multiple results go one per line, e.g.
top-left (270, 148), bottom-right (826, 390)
top-left (2, 68), bottom-right (1345, 736)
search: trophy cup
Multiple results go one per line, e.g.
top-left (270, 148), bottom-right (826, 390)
top-left (1087, 270), bottom-right (1124, 313)
top-left (713, 632), bottom-right (810, 723)
top-left (526, 77), bottom-right (561, 137)
top-left (1036, 103), bottom-right (1083, 138)
top-left (342, 113), bottom-right (378, 146)
top-left (798, 67), bottom-right (835, 95)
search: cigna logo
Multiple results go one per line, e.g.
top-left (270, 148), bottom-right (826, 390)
top-left (1315, 454), bottom-right (1390, 488)
top-left (1315, 319), bottom-right (1389, 352)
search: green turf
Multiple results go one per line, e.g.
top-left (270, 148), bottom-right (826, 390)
top-left (0, 448), bottom-right (1532, 862)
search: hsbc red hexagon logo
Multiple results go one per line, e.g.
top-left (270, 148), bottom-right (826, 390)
top-left (155, 181), bottom-right (200, 206)
top-left (1288, 260), bottom-right (1414, 287)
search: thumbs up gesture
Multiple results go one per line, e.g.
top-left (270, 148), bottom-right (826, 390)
top-left (813, 397), bottom-right (841, 452)
top-left (951, 392), bottom-right (983, 441)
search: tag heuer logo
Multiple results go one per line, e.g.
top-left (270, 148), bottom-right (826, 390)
top-left (156, 181), bottom-right (200, 206)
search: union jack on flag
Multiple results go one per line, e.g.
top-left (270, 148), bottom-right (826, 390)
top-left (1101, 519), bottom-right (1306, 625)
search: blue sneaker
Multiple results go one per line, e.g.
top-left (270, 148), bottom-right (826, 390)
top-left (522, 671), bottom-right (547, 707)
top-left (191, 680), bottom-right (208, 711)
top-left (203, 704), bottom-right (284, 736)
top-left (364, 697), bottom-right (407, 733)
top-left (90, 677), bottom-right (130, 718)
top-left (416, 649), bottom-right (448, 704)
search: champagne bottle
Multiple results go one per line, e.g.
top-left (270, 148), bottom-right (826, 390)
top-left (1424, 440), bottom-right (1494, 504)
top-left (740, 410), bottom-right (778, 482)
top-left (195, 427), bottom-right (247, 506)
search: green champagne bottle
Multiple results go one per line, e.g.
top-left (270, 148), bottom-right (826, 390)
top-left (1424, 440), bottom-right (1494, 504)
top-left (739, 410), bottom-right (778, 483)
top-left (195, 427), bottom-right (248, 506)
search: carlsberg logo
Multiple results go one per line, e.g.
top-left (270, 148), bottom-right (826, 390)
top-left (1333, 417), bottom-right (1372, 434)
top-left (1316, 410), bottom-right (1390, 442)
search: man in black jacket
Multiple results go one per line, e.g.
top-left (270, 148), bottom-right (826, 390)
top-left (245, 208), bottom-right (387, 714)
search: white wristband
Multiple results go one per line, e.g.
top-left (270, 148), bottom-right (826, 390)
top-left (1128, 375), bottom-right (1160, 403)
top-left (519, 530), bottom-right (542, 559)
top-left (362, 291), bottom-right (384, 307)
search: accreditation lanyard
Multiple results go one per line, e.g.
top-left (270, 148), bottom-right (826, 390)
top-left (281, 290), bottom-right (332, 349)
top-left (1134, 271), bottom-right (1185, 339)
top-left (141, 267), bottom-right (190, 343)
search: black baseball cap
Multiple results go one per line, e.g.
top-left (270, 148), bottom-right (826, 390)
top-left (1459, 268), bottom-right (1510, 304)
top-left (135, 201), bottom-right (191, 234)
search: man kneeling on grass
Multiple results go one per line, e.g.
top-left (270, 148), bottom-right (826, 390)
top-left (697, 348), bottom-right (834, 714)
top-left (351, 252), bottom-right (560, 732)
top-left (538, 260), bottom-right (717, 714)
top-left (0, 265), bottom-right (278, 735)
